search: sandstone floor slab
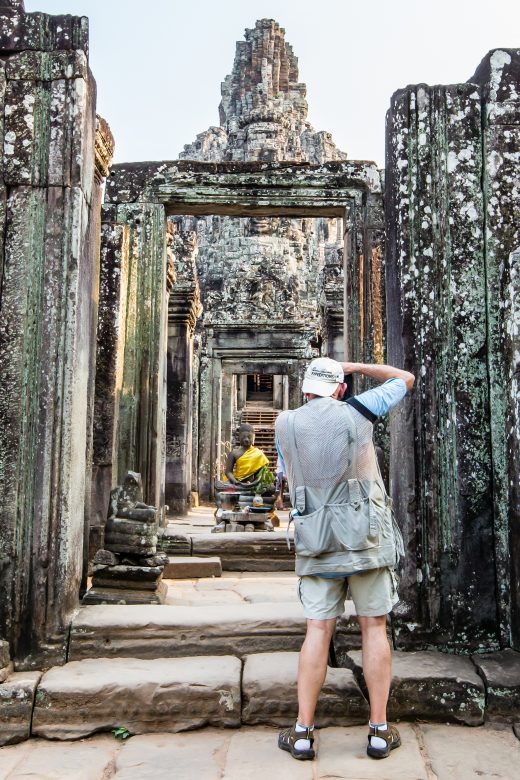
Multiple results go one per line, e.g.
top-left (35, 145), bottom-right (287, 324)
top-left (113, 730), bottom-right (229, 779)
top-left (2, 725), bottom-right (520, 779)
top-left (165, 572), bottom-right (301, 607)
top-left (69, 603), bottom-right (308, 660)
top-left (349, 649), bottom-right (485, 725)
top-left (316, 723), bottom-right (427, 779)
top-left (423, 723), bottom-right (520, 779)
top-left (0, 671), bottom-right (42, 747)
top-left (164, 584), bottom-right (244, 607)
top-left (242, 651), bottom-right (368, 726)
top-left (472, 648), bottom-right (520, 719)
top-left (223, 728), bottom-right (314, 780)
top-left (163, 555), bottom-right (222, 579)
top-left (4, 735), bottom-right (118, 779)
top-left (32, 656), bottom-right (241, 739)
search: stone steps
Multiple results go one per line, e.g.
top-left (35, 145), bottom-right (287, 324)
top-left (5, 648), bottom-right (513, 745)
top-left (68, 602), bottom-right (360, 661)
top-left (191, 531), bottom-right (295, 571)
top-left (159, 529), bottom-right (296, 571)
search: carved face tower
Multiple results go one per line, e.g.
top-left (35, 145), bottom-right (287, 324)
top-left (177, 19), bottom-right (348, 332)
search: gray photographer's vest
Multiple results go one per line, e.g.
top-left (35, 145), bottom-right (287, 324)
top-left (275, 396), bottom-right (404, 577)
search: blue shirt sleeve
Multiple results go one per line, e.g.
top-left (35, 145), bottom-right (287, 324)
top-left (352, 377), bottom-right (407, 418)
top-left (275, 432), bottom-right (286, 473)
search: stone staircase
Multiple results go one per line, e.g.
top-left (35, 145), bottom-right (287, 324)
top-left (2, 528), bottom-right (520, 747)
top-left (239, 404), bottom-right (280, 470)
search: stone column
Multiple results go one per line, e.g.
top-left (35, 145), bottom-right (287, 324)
top-left (471, 50), bottom-right (520, 648)
top-left (0, 11), bottom-right (97, 665)
top-left (90, 221), bottom-right (130, 556)
top-left (197, 352), bottom-right (222, 501)
top-left (101, 203), bottom-right (168, 514)
top-left (273, 375), bottom-right (283, 408)
top-left (237, 374), bottom-right (248, 409)
top-left (166, 306), bottom-right (200, 514)
top-left (282, 375), bottom-right (290, 410)
top-left (386, 82), bottom-right (495, 650)
top-left (82, 117), bottom-right (115, 581)
top-left (220, 370), bottom-right (234, 463)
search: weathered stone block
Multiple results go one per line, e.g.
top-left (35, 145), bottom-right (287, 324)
top-left (81, 579), bottom-right (167, 605)
top-left (242, 652), bottom-right (368, 726)
top-left (163, 556), bottom-right (222, 579)
top-left (0, 663), bottom-right (13, 683)
top-left (0, 11), bottom-right (89, 54)
top-left (5, 49), bottom-right (88, 80)
top-left (348, 650), bottom-right (485, 725)
top-left (472, 649), bottom-right (520, 719)
top-left (157, 529), bottom-right (192, 555)
top-left (3, 66), bottom-right (94, 190)
top-left (32, 656), bottom-right (241, 739)
top-left (68, 603), bottom-right (307, 660)
top-left (191, 531), bottom-right (295, 571)
top-left (0, 671), bottom-right (41, 746)
top-left (92, 564), bottom-right (163, 585)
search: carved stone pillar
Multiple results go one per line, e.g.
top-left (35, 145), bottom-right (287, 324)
top-left (273, 375), bottom-right (283, 409)
top-left (82, 116), bottom-right (115, 582)
top-left (165, 234), bottom-right (201, 514)
top-left (0, 7), bottom-right (96, 666)
top-left (100, 203), bottom-right (168, 516)
top-left (198, 351), bottom-right (222, 501)
top-left (386, 82), bottom-right (494, 650)
top-left (471, 50), bottom-right (520, 648)
top-left (90, 220), bottom-right (129, 557)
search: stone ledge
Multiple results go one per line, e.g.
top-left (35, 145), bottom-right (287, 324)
top-left (191, 532), bottom-right (295, 571)
top-left (69, 603), bottom-right (310, 660)
top-left (472, 649), bottom-right (520, 720)
top-left (32, 656), bottom-right (242, 740)
top-left (242, 651), bottom-right (368, 727)
top-left (348, 649), bottom-right (485, 725)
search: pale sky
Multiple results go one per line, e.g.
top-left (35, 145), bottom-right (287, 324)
top-left (26, 0), bottom-right (520, 167)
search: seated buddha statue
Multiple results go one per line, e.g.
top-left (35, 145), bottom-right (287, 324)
top-left (225, 424), bottom-right (269, 488)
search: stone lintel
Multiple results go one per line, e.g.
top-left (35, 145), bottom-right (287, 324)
top-left (104, 159), bottom-right (380, 214)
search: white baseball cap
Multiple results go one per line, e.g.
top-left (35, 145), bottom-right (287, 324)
top-left (302, 357), bottom-right (344, 397)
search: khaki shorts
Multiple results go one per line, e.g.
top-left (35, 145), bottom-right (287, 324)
top-left (298, 567), bottom-right (399, 620)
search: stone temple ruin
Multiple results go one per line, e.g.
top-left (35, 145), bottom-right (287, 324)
top-left (0, 0), bottom-right (519, 746)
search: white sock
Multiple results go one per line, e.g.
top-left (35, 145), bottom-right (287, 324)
top-left (294, 721), bottom-right (314, 751)
top-left (369, 721), bottom-right (388, 750)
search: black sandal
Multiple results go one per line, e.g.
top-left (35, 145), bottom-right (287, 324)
top-left (278, 723), bottom-right (315, 761)
top-left (366, 724), bottom-right (401, 759)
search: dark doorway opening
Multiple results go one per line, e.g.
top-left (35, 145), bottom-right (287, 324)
top-left (247, 373), bottom-right (273, 404)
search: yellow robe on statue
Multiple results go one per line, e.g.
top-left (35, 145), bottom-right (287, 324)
top-left (234, 446), bottom-right (269, 481)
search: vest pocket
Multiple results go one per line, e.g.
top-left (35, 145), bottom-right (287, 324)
top-left (294, 500), bottom-right (381, 557)
top-left (329, 501), bottom-right (379, 551)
